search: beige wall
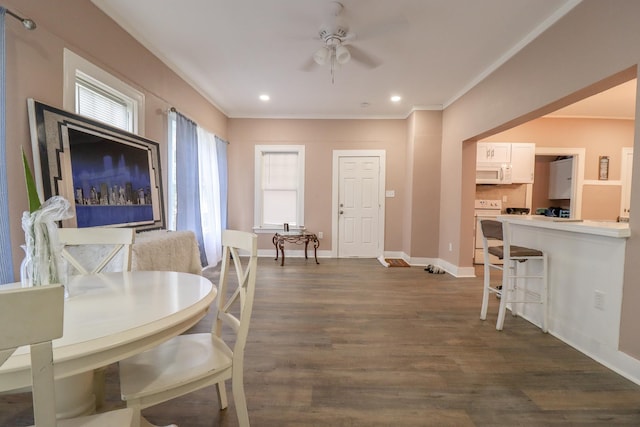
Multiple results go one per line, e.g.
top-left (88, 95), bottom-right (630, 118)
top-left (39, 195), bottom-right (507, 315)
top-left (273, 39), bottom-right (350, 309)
top-left (485, 117), bottom-right (634, 220)
top-left (3, 0), bottom-right (227, 275)
top-left (488, 117), bottom-right (635, 180)
top-left (406, 111), bottom-right (442, 257)
top-left (227, 118), bottom-right (411, 252)
top-left (440, 0), bottom-right (640, 358)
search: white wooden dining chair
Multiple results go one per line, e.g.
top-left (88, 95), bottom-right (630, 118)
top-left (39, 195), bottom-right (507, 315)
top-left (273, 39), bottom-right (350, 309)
top-left (57, 227), bottom-right (135, 408)
top-left (0, 284), bottom-right (133, 427)
top-left (119, 230), bottom-right (258, 427)
top-left (58, 227), bottom-right (135, 275)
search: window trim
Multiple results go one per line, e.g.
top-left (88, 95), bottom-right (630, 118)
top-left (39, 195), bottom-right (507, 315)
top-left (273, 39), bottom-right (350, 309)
top-left (254, 145), bottom-right (305, 233)
top-left (63, 48), bottom-right (145, 135)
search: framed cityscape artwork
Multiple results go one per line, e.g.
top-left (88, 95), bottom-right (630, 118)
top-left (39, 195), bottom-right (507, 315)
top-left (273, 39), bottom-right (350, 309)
top-left (27, 99), bottom-right (165, 231)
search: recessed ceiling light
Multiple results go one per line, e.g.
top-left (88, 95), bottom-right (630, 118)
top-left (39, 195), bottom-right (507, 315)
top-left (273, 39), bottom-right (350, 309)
top-left (390, 95), bottom-right (402, 103)
top-left (259, 94), bottom-right (270, 101)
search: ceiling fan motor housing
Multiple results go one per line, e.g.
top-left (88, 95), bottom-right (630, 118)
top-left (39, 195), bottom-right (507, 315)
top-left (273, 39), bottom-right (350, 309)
top-left (319, 27), bottom-right (349, 46)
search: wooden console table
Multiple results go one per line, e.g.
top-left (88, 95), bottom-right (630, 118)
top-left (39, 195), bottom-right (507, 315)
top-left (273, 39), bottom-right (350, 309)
top-left (273, 231), bottom-right (320, 266)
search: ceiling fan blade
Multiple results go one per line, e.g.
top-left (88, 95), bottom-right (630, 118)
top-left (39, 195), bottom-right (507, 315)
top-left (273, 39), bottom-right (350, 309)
top-left (348, 45), bottom-right (382, 69)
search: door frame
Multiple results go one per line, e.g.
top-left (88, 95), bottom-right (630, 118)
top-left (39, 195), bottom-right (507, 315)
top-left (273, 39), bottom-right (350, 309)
top-left (331, 150), bottom-right (386, 258)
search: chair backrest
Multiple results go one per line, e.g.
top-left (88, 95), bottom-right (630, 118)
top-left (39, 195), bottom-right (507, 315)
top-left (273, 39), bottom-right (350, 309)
top-left (480, 219), bottom-right (503, 241)
top-left (58, 228), bottom-right (135, 275)
top-left (213, 230), bottom-right (258, 360)
top-left (0, 284), bottom-right (65, 427)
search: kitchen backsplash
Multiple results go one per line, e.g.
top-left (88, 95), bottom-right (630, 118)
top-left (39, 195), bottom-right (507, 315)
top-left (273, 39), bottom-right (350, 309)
top-left (476, 184), bottom-right (528, 212)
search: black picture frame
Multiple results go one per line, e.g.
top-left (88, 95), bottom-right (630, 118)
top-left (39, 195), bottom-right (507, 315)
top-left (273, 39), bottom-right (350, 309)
top-left (27, 99), bottom-right (165, 231)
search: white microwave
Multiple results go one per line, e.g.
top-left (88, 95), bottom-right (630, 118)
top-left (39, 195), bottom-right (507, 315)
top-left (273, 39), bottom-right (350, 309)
top-left (476, 163), bottom-right (512, 184)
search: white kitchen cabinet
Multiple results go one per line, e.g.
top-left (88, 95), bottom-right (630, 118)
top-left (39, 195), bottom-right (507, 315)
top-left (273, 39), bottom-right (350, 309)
top-left (549, 158), bottom-right (573, 199)
top-left (477, 142), bottom-right (511, 164)
top-left (511, 143), bottom-right (536, 183)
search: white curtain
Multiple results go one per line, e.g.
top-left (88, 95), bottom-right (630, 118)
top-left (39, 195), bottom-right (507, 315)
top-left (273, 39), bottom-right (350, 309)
top-left (197, 126), bottom-right (223, 266)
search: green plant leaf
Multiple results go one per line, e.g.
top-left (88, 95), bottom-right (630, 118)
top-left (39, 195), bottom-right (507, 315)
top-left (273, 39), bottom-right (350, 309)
top-left (22, 147), bottom-right (42, 213)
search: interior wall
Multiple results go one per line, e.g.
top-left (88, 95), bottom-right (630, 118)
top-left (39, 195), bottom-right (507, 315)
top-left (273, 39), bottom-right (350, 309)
top-left (440, 0), bottom-right (640, 357)
top-left (488, 117), bottom-right (634, 180)
top-left (402, 114), bottom-right (417, 256)
top-left (407, 110), bottom-right (442, 258)
top-left (226, 118), bottom-right (410, 253)
top-left (2, 0), bottom-right (227, 277)
top-left (485, 117), bottom-right (634, 220)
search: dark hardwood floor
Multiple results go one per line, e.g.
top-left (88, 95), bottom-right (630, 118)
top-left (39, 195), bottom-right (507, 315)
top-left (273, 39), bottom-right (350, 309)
top-left (2, 258), bottom-right (640, 426)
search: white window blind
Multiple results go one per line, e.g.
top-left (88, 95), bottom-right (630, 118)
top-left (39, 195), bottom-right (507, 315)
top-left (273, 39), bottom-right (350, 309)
top-left (254, 145), bottom-right (305, 231)
top-left (262, 152), bottom-right (299, 226)
top-left (76, 75), bottom-right (132, 132)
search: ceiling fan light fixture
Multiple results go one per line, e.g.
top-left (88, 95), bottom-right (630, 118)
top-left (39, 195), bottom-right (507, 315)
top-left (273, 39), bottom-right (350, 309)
top-left (313, 46), bottom-right (331, 65)
top-left (335, 44), bottom-right (351, 64)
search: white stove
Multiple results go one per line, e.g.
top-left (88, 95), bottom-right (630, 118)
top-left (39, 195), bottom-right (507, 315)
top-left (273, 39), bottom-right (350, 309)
top-left (474, 199), bottom-right (502, 216)
top-left (474, 199), bottom-right (503, 264)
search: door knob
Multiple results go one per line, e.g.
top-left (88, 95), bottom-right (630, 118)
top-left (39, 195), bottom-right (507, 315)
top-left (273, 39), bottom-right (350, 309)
top-left (340, 210), bottom-right (344, 214)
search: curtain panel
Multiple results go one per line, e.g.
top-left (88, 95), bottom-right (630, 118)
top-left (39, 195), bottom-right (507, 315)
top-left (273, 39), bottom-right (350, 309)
top-left (175, 112), bottom-right (207, 267)
top-left (0, 8), bottom-right (15, 283)
top-left (197, 127), bottom-right (222, 266)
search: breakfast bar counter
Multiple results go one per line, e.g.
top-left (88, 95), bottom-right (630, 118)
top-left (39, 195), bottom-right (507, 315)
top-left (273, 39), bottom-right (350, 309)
top-left (496, 215), bottom-right (640, 383)
top-left (498, 215), bottom-right (630, 238)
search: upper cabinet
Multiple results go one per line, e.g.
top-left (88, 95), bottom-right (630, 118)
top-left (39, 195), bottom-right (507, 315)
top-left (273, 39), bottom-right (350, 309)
top-left (510, 143), bottom-right (536, 183)
top-left (476, 142), bottom-right (511, 164)
top-left (476, 142), bottom-right (535, 184)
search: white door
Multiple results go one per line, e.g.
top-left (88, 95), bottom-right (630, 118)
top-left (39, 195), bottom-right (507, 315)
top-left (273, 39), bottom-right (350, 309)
top-left (338, 156), bottom-right (381, 257)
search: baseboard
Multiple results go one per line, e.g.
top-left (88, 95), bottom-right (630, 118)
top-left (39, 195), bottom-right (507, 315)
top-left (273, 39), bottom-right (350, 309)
top-left (438, 258), bottom-right (476, 277)
top-left (406, 255), bottom-right (476, 278)
top-left (258, 249), bottom-right (476, 277)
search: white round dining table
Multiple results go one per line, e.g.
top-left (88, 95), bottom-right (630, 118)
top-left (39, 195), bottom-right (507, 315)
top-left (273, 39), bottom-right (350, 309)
top-left (0, 270), bottom-right (216, 420)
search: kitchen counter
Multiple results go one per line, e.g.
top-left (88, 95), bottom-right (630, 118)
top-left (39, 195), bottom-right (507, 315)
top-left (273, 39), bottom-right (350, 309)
top-left (497, 214), bottom-right (630, 238)
top-left (495, 215), bottom-right (640, 385)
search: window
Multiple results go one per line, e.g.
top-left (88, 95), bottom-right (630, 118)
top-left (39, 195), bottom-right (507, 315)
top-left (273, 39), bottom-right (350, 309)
top-left (254, 145), bottom-right (305, 232)
top-left (63, 49), bottom-right (144, 134)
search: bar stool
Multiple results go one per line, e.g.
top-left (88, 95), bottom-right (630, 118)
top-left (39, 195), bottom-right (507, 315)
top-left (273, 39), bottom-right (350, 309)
top-left (479, 219), bottom-right (548, 332)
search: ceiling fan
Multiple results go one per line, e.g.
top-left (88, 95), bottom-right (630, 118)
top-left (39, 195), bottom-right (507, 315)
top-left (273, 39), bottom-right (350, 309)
top-left (305, 1), bottom-right (387, 82)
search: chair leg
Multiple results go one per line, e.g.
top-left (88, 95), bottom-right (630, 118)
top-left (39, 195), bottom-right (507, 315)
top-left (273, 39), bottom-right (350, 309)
top-left (216, 381), bottom-right (228, 410)
top-left (496, 261), bottom-right (511, 331)
top-left (480, 261), bottom-right (491, 320)
top-left (128, 402), bottom-right (142, 427)
top-left (511, 263), bottom-right (519, 318)
top-left (232, 372), bottom-right (249, 427)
